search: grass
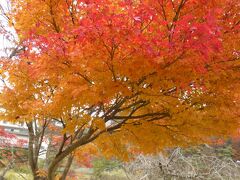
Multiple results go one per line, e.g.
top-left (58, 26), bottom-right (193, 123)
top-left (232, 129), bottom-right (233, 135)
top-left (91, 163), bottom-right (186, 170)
top-left (4, 170), bottom-right (32, 180)
top-left (1, 168), bottom-right (127, 180)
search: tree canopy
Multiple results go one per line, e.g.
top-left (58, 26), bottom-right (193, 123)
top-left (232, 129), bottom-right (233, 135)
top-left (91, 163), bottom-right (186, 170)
top-left (0, 0), bottom-right (239, 179)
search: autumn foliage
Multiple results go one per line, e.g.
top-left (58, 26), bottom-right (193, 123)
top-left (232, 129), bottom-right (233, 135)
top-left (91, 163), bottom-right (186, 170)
top-left (0, 0), bottom-right (239, 179)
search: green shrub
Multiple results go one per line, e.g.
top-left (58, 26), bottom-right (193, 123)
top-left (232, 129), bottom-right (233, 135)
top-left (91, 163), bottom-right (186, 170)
top-left (13, 165), bottom-right (31, 174)
top-left (92, 158), bottom-right (121, 178)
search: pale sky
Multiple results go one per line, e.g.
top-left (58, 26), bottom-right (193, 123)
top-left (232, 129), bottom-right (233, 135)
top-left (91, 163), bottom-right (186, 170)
top-left (0, 0), bottom-right (17, 58)
top-left (0, 0), bottom-right (14, 90)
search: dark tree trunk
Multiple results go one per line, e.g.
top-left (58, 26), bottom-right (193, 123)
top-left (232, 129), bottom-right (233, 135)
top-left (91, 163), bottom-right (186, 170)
top-left (59, 154), bottom-right (74, 180)
top-left (232, 138), bottom-right (240, 161)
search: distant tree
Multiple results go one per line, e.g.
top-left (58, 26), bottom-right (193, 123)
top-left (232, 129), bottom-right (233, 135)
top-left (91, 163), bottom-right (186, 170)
top-left (0, 127), bottom-right (28, 179)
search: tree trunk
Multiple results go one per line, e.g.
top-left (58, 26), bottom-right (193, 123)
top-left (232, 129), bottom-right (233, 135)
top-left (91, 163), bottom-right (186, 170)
top-left (27, 122), bottom-right (40, 180)
top-left (44, 135), bottom-right (53, 169)
top-left (47, 155), bottom-right (73, 180)
top-left (47, 130), bottom-right (95, 180)
top-left (59, 154), bottom-right (74, 180)
top-left (47, 159), bottom-right (60, 180)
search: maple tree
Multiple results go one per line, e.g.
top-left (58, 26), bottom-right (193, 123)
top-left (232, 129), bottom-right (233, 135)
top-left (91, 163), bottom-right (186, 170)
top-left (0, 127), bottom-right (28, 178)
top-left (0, 0), bottom-right (239, 179)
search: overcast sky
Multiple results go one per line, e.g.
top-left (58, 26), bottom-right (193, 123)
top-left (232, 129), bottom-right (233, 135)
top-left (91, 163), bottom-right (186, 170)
top-left (0, 0), bottom-right (17, 58)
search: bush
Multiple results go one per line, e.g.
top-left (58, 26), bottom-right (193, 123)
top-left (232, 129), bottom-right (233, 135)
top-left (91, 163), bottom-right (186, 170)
top-left (92, 158), bottom-right (122, 178)
top-left (125, 145), bottom-right (240, 180)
